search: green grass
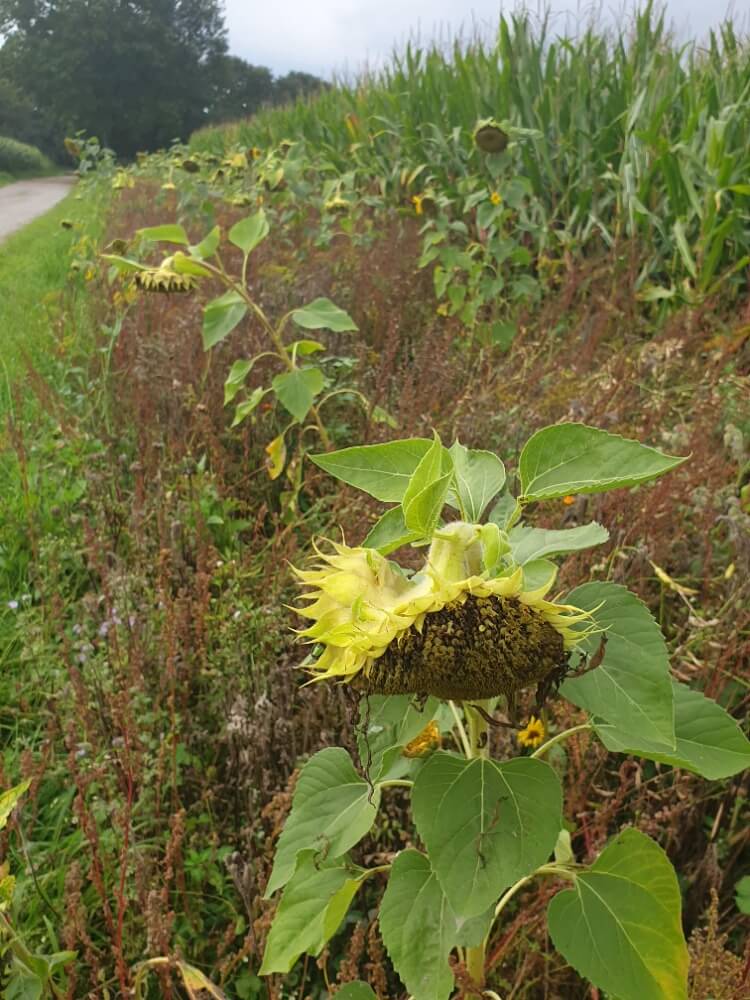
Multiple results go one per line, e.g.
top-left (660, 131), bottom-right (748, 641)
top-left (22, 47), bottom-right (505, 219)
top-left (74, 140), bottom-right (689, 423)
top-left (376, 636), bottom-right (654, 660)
top-left (0, 179), bottom-right (110, 604)
top-left (0, 183), bottom-right (106, 414)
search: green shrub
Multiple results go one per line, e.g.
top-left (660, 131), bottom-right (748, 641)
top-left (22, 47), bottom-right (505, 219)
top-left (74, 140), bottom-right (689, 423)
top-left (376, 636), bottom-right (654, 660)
top-left (0, 135), bottom-right (51, 174)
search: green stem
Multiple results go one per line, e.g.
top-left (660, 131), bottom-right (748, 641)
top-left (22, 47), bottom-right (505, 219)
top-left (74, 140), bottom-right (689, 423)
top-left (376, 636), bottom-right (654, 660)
top-left (448, 700), bottom-right (472, 758)
top-left (463, 700), bottom-right (490, 987)
top-left (464, 701), bottom-right (489, 761)
top-left (487, 863), bottom-right (578, 938)
top-left (199, 260), bottom-right (332, 450)
top-left (530, 722), bottom-right (592, 759)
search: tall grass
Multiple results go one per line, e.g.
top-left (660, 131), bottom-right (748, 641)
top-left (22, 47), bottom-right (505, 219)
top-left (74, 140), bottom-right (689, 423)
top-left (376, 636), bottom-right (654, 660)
top-left (192, 4), bottom-right (750, 295)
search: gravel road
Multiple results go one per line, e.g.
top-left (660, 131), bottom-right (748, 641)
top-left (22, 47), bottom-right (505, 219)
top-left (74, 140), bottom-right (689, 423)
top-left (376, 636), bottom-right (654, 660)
top-left (0, 175), bottom-right (77, 242)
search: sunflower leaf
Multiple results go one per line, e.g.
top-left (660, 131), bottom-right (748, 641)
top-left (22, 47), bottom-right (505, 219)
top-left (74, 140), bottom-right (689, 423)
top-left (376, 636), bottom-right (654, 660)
top-left (561, 582), bottom-right (675, 748)
top-left (260, 851), bottom-right (367, 974)
top-left (508, 523), bottom-right (609, 564)
top-left (412, 752), bottom-right (562, 918)
top-left (363, 505), bottom-right (421, 555)
top-left (519, 423), bottom-right (686, 501)
top-left (310, 439), bottom-right (433, 502)
top-left (380, 850), bottom-right (493, 1000)
top-left (228, 209), bottom-right (269, 256)
top-left (449, 442), bottom-right (506, 522)
top-left (548, 828), bottom-right (688, 1000)
top-left (264, 748), bottom-right (380, 898)
top-left (594, 679), bottom-right (750, 779)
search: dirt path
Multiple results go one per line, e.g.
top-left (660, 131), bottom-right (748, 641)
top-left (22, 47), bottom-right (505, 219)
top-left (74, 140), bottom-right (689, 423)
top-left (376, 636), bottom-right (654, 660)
top-left (0, 175), bottom-right (76, 243)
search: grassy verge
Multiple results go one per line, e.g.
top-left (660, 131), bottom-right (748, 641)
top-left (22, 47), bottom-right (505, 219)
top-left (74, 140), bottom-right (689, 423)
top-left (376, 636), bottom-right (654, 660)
top-left (0, 181), bottom-right (107, 413)
top-left (1, 177), bottom-right (110, 625)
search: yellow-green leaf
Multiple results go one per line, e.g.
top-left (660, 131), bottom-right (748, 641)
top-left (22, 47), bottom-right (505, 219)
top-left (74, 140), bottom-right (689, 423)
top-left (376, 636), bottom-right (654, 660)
top-left (548, 828), bottom-right (688, 1000)
top-left (0, 779), bottom-right (30, 832)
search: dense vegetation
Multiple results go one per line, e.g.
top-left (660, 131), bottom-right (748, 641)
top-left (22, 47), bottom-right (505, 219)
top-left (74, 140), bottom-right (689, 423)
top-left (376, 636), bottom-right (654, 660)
top-left (0, 0), bottom-right (324, 159)
top-left (0, 135), bottom-right (53, 177)
top-left (0, 5), bottom-right (748, 998)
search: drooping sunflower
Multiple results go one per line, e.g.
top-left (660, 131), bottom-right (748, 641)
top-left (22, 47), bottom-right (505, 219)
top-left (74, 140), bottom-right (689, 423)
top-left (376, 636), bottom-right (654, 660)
top-left (295, 522), bottom-right (596, 712)
top-left (134, 258), bottom-right (197, 294)
top-left (473, 118), bottom-right (509, 154)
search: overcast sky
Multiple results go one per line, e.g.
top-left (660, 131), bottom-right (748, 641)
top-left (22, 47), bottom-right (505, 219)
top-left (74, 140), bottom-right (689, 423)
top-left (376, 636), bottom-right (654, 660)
top-left (223, 1), bottom-right (748, 78)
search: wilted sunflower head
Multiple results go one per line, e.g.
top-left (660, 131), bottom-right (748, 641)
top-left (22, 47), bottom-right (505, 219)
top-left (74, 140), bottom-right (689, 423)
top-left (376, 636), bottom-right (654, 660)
top-left (295, 522), bottom-right (597, 704)
top-left (134, 257), bottom-right (197, 294)
top-left (474, 118), bottom-right (509, 154)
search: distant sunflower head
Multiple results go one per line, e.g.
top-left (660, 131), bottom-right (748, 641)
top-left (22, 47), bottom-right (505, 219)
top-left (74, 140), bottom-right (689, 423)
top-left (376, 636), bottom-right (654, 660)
top-left (474, 118), bottom-right (509, 154)
top-left (134, 258), bottom-right (196, 294)
top-left (295, 522), bottom-right (596, 703)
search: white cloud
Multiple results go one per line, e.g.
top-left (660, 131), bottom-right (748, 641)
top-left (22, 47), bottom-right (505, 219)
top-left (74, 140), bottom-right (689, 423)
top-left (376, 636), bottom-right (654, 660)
top-left (223, 1), bottom-right (748, 78)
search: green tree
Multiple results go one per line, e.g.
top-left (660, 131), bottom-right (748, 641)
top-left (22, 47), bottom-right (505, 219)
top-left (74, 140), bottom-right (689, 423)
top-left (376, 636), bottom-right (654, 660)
top-left (208, 55), bottom-right (275, 124)
top-left (0, 0), bottom-right (228, 156)
top-left (273, 70), bottom-right (326, 104)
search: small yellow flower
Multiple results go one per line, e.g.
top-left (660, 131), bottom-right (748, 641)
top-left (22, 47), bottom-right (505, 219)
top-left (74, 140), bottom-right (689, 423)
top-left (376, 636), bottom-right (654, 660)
top-left (249, 146), bottom-right (262, 160)
top-left (228, 153), bottom-right (247, 170)
top-left (517, 716), bottom-right (546, 749)
top-left (402, 721), bottom-right (441, 758)
top-left (490, 191), bottom-right (502, 206)
top-left (84, 268), bottom-right (95, 281)
top-left (562, 495), bottom-right (576, 506)
top-left (411, 194), bottom-right (424, 215)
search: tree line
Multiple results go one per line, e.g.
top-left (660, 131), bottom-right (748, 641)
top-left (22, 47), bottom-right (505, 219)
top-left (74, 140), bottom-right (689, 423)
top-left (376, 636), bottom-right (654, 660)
top-left (0, 0), bottom-right (324, 160)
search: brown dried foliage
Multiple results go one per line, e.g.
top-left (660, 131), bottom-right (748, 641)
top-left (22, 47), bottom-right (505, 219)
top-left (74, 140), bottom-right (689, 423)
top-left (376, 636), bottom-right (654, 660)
top-left (3, 183), bottom-right (748, 997)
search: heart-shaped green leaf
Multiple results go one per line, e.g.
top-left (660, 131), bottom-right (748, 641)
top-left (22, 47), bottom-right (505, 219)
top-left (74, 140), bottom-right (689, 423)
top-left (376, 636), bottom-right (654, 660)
top-left (202, 291), bottom-right (247, 350)
top-left (380, 850), bottom-right (493, 1000)
top-left (561, 582), bottom-right (675, 748)
top-left (508, 522), bottom-right (609, 564)
top-left (449, 442), bottom-right (506, 522)
top-left (363, 505), bottom-right (421, 555)
top-left (260, 852), bottom-right (367, 974)
top-left (594, 679), bottom-right (750, 779)
top-left (311, 439), bottom-right (432, 502)
top-left (548, 828), bottom-right (688, 1000)
top-left (265, 748), bottom-right (379, 898)
top-left (412, 752), bottom-right (562, 917)
top-left (228, 209), bottom-right (269, 256)
top-left (292, 297), bottom-right (358, 332)
top-left (272, 366), bottom-right (325, 422)
top-left (137, 223), bottom-right (189, 245)
top-left (519, 424), bottom-right (686, 501)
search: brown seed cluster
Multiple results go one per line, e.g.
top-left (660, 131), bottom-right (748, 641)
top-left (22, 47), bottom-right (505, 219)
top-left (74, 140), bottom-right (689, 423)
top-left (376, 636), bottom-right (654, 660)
top-left (355, 593), bottom-right (566, 704)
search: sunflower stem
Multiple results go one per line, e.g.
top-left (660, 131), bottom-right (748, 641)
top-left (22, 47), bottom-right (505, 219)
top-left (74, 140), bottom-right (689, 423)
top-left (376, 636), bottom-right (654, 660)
top-left (448, 700), bottom-right (472, 758)
top-left (464, 699), bottom-right (490, 987)
top-left (529, 721), bottom-right (593, 759)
